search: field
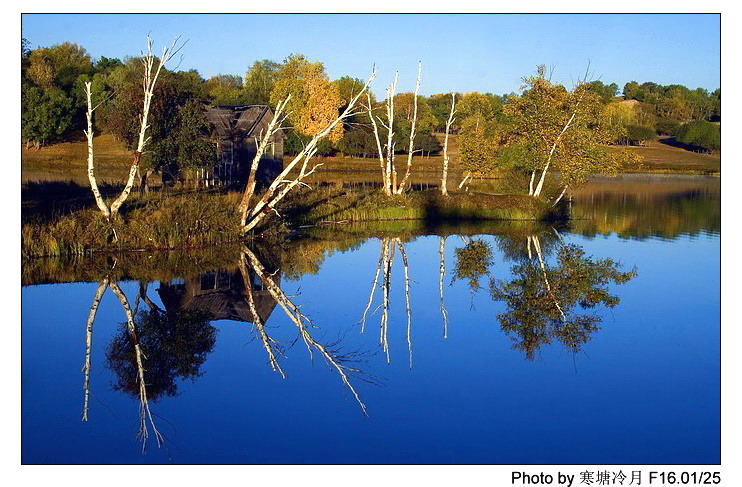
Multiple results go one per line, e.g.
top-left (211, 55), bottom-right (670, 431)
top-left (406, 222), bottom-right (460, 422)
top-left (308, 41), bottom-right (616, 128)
top-left (21, 131), bottom-right (720, 187)
top-left (609, 136), bottom-right (720, 174)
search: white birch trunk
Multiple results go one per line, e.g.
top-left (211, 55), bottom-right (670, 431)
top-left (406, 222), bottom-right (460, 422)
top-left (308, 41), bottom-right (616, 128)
top-left (360, 243), bottom-right (384, 333)
top-left (242, 67), bottom-right (377, 232)
top-left (238, 254), bottom-right (285, 378)
top-left (439, 236), bottom-right (449, 338)
top-left (396, 239), bottom-right (412, 369)
top-left (397, 62), bottom-right (421, 194)
top-left (552, 185), bottom-right (569, 207)
top-left (242, 245), bottom-right (368, 415)
top-left (441, 93), bottom-right (456, 196)
top-left (109, 281), bottom-right (164, 451)
top-left (110, 36), bottom-right (182, 216)
top-left (239, 95), bottom-right (290, 226)
top-left (83, 82), bottom-right (111, 219)
top-left (367, 94), bottom-right (389, 196)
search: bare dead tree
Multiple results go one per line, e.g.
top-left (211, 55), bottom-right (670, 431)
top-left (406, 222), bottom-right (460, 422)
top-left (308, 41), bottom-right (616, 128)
top-left (238, 95), bottom-right (292, 226)
top-left (380, 239), bottom-right (394, 363)
top-left (366, 94), bottom-right (391, 196)
top-left (82, 278), bottom-right (109, 422)
top-left (359, 241), bottom-right (384, 333)
top-left (109, 281), bottom-right (164, 452)
top-left (241, 67), bottom-right (377, 233)
top-left (83, 83), bottom-right (111, 219)
top-left (83, 35), bottom-right (183, 223)
top-left (110, 36), bottom-right (184, 216)
top-left (385, 74), bottom-right (399, 193)
top-left (441, 93), bottom-right (456, 196)
top-left (396, 62), bottom-right (422, 194)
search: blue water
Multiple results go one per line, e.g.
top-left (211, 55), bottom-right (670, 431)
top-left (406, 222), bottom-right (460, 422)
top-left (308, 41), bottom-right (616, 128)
top-left (21, 225), bottom-right (720, 464)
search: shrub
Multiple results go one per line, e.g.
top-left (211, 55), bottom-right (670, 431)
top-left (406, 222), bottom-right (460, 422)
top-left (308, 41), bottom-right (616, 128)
top-left (674, 121), bottom-right (720, 152)
top-left (625, 124), bottom-right (657, 145)
top-left (654, 118), bottom-right (680, 136)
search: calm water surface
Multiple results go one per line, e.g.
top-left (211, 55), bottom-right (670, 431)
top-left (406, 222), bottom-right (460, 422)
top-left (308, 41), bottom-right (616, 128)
top-left (22, 176), bottom-right (720, 464)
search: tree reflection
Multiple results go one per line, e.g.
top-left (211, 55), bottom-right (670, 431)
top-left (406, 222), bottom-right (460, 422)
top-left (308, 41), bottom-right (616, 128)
top-left (452, 239), bottom-right (494, 308)
top-left (105, 307), bottom-right (216, 400)
top-left (360, 237), bottom-right (414, 366)
top-left (490, 236), bottom-right (637, 360)
top-left (241, 245), bottom-right (372, 415)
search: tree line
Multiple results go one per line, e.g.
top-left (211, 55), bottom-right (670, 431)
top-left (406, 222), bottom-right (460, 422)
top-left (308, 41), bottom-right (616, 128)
top-left (21, 37), bottom-right (721, 221)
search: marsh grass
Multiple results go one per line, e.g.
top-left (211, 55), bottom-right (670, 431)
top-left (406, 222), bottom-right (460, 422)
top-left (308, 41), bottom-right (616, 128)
top-left (284, 187), bottom-right (552, 224)
top-left (22, 190), bottom-right (244, 258)
top-left (23, 183), bottom-right (556, 258)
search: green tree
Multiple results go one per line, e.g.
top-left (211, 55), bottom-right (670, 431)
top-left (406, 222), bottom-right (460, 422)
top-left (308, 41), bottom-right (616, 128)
top-left (453, 92), bottom-right (502, 131)
top-left (106, 308), bottom-right (217, 400)
top-left (585, 80), bottom-right (619, 103)
top-left (21, 85), bottom-right (74, 148)
top-left (503, 66), bottom-right (639, 199)
top-left (204, 74), bottom-right (251, 106)
top-left (453, 239), bottom-right (494, 293)
top-left (458, 113), bottom-right (498, 175)
top-left (624, 124), bottom-right (657, 145)
top-left (674, 120), bottom-right (720, 152)
top-left (104, 61), bottom-right (211, 181)
top-left (243, 59), bottom-right (280, 105)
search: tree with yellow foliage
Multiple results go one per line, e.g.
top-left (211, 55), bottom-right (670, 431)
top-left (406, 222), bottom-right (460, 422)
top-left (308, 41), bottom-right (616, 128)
top-left (502, 65), bottom-right (640, 204)
top-left (270, 55), bottom-right (344, 143)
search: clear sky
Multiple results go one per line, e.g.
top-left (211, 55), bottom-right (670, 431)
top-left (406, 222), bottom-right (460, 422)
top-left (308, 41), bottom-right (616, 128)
top-left (21, 13), bottom-right (720, 97)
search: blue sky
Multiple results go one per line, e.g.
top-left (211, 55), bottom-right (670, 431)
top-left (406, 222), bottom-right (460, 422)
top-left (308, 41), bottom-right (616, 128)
top-left (21, 14), bottom-right (720, 97)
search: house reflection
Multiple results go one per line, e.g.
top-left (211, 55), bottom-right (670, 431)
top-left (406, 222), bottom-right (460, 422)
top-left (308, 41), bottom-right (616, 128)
top-left (157, 266), bottom-right (281, 325)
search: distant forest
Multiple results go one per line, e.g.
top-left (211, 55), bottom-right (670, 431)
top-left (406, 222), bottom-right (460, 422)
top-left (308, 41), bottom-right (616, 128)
top-left (21, 38), bottom-right (721, 165)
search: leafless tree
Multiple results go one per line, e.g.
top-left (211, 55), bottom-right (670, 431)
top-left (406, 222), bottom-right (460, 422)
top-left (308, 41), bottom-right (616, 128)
top-left (237, 253), bottom-right (286, 378)
top-left (241, 246), bottom-right (369, 415)
top-left (441, 93), bottom-right (456, 196)
top-left (439, 236), bottom-right (450, 338)
top-left (84, 35), bottom-right (183, 226)
top-left (397, 62), bottom-right (422, 194)
top-left (240, 67), bottom-right (377, 233)
top-left (109, 281), bottom-right (165, 452)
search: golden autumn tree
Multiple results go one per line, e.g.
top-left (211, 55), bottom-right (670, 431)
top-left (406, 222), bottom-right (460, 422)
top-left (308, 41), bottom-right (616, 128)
top-left (502, 65), bottom-right (640, 204)
top-left (270, 54), bottom-right (344, 143)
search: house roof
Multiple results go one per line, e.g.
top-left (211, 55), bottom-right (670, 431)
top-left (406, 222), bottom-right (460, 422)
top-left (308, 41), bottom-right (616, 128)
top-left (157, 271), bottom-right (280, 325)
top-left (205, 105), bottom-right (279, 140)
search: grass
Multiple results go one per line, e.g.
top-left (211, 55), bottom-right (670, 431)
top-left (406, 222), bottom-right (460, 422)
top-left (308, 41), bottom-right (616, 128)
top-left (21, 133), bottom-right (162, 185)
top-left (22, 189), bottom-right (245, 258)
top-left (22, 131), bottom-right (720, 188)
top-left (283, 187), bottom-right (554, 225)
top-left (610, 136), bottom-right (720, 175)
top-left (22, 181), bottom-right (556, 258)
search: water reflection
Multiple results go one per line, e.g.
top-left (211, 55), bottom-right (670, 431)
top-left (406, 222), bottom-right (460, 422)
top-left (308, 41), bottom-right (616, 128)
top-left (30, 225), bottom-right (640, 456)
top-left (491, 235), bottom-right (637, 361)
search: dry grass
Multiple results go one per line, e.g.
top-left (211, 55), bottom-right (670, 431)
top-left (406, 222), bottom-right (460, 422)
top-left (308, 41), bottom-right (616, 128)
top-left (21, 133), bottom-right (161, 185)
top-left (610, 137), bottom-right (720, 174)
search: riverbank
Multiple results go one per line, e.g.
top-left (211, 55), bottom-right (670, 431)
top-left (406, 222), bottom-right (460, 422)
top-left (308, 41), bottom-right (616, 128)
top-left (21, 186), bottom-right (555, 258)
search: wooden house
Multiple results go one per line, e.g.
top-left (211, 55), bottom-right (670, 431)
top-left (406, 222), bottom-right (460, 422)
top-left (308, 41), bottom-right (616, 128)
top-left (158, 267), bottom-right (280, 325)
top-left (200, 105), bottom-right (285, 186)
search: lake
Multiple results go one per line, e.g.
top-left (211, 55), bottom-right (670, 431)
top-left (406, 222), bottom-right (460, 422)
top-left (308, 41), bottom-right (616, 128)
top-left (21, 175), bottom-right (720, 464)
